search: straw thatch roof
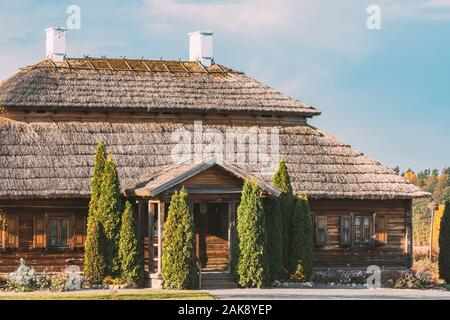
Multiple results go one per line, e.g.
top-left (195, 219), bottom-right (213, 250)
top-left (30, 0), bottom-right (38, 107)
top-left (0, 58), bottom-right (320, 117)
top-left (0, 119), bottom-right (428, 200)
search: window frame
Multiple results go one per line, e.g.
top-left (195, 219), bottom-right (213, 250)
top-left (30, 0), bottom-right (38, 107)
top-left (48, 216), bottom-right (70, 249)
top-left (352, 213), bottom-right (374, 246)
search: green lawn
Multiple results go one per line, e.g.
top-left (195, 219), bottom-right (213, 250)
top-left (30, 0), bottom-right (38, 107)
top-left (0, 290), bottom-right (214, 300)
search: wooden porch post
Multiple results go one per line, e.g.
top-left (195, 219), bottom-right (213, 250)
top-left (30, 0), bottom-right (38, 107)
top-left (148, 200), bottom-right (155, 273)
top-left (157, 201), bottom-right (165, 274)
top-left (228, 201), bottom-right (237, 273)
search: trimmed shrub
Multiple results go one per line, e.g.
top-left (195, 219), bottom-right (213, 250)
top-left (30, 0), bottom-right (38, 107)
top-left (290, 195), bottom-right (313, 281)
top-left (97, 157), bottom-right (122, 277)
top-left (119, 200), bottom-right (144, 285)
top-left (439, 201), bottom-right (450, 282)
top-left (83, 221), bottom-right (106, 285)
top-left (272, 160), bottom-right (295, 274)
top-left (161, 187), bottom-right (198, 289)
top-left (265, 197), bottom-right (283, 282)
top-left (88, 141), bottom-right (106, 224)
top-left (236, 180), bottom-right (268, 288)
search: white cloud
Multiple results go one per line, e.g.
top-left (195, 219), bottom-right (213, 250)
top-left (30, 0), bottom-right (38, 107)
top-left (139, 0), bottom-right (371, 59)
top-left (381, 0), bottom-right (450, 21)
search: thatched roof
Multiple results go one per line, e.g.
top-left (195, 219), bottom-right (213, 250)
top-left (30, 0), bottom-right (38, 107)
top-left (0, 58), bottom-right (320, 117)
top-left (0, 119), bottom-right (428, 200)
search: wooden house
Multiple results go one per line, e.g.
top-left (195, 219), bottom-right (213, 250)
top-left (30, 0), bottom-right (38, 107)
top-left (0, 30), bottom-right (427, 287)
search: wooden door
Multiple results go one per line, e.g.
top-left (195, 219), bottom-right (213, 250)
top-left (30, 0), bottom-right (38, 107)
top-left (194, 203), bottom-right (229, 272)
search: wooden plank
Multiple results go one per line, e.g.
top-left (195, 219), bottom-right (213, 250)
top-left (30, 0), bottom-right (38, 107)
top-left (157, 201), bottom-right (165, 274)
top-left (148, 200), bottom-right (155, 273)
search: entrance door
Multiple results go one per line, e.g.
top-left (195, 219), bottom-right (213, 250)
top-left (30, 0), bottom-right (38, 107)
top-left (194, 203), bottom-right (229, 271)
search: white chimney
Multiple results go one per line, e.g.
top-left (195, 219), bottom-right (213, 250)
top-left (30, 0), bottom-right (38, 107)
top-left (188, 31), bottom-right (214, 66)
top-left (45, 27), bottom-right (67, 62)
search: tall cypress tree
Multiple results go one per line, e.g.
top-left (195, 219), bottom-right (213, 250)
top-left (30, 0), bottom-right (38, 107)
top-left (265, 196), bottom-right (283, 282)
top-left (97, 157), bottom-right (122, 277)
top-left (237, 180), bottom-right (268, 288)
top-left (439, 201), bottom-right (450, 282)
top-left (290, 195), bottom-right (313, 281)
top-left (272, 160), bottom-right (295, 274)
top-left (83, 221), bottom-right (106, 285)
top-left (119, 201), bottom-right (144, 285)
top-left (88, 141), bottom-right (106, 224)
top-left (161, 187), bottom-right (198, 289)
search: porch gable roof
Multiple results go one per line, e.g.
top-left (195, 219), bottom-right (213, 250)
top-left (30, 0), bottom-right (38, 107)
top-left (124, 160), bottom-right (282, 198)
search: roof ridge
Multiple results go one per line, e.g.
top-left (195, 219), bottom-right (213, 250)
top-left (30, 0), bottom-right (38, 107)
top-left (24, 57), bottom-right (243, 74)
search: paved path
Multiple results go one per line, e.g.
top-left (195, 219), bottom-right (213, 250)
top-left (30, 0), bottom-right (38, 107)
top-left (207, 288), bottom-right (450, 300)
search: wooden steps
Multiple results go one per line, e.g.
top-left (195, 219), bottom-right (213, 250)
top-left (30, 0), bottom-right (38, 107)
top-left (201, 272), bottom-right (238, 289)
top-left (204, 236), bottom-right (228, 271)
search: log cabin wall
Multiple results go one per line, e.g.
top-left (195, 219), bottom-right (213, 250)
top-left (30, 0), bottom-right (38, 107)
top-left (0, 199), bottom-right (88, 273)
top-left (310, 199), bottom-right (409, 269)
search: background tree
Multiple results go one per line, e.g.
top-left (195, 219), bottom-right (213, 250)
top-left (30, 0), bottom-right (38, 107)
top-left (88, 141), bottom-right (106, 225)
top-left (83, 221), bottom-right (106, 285)
top-left (97, 157), bottom-right (122, 277)
top-left (272, 160), bottom-right (295, 274)
top-left (161, 187), bottom-right (198, 289)
top-left (119, 200), bottom-right (144, 285)
top-left (265, 197), bottom-right (283, 282)
top-left (290, 195), bottom-right (313, 280)
top-left (236, 180), bottom-right (268, 288)
top-left (439, 201), bottom-right (450, 282)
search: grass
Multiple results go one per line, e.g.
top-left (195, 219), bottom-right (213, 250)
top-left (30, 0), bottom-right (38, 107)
top-left (0, 290), bottom-right (214, 300)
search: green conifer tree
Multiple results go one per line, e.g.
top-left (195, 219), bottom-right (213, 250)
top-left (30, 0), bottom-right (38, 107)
top-left (290, 195), bottom-right (313, 281)
top-left (265, 196), bottom-right (283, 282)
top-left (161, 187), bottom-right (198, 289)
top-left (119, 201), bottom-right (144, 285)
top-left (272, 160), bottom-right (295, 274)
top-left (97, 157), bottom-right (122, 276)
top-left (236, 180), bottom-right (268, 288)
top-left (83, 221), bottom-right (106, 285)
top-left (88, 141), bottom-right (106, 224)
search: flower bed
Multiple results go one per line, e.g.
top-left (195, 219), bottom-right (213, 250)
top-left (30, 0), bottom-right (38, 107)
top-left (272, 265), bottom-right (445, 290)
top-left (0, 259), bottom-right (84, 293)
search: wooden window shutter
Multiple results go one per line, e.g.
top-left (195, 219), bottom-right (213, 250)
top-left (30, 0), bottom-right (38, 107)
top-left (375, 214), bottom-right (387, 245)
top-left (7, 215), bottom-right (19, 248)
top-left (33, 215), bottom-right (46, 248)
top-left (340, 215), bottom-right (352, 246)
top-left (315, 216), bottom-right (327, 246)
top-left (73, 216), bottom-right (87, 248)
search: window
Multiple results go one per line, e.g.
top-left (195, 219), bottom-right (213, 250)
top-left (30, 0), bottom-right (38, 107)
top-left (315, 216), bottom-right (327, 246)
top-left (340, 216), bottom-right (352, 246)
top-left (49, 217), bottom-right (69, 248)
top-left (354, 215), bottom-right (372, 245)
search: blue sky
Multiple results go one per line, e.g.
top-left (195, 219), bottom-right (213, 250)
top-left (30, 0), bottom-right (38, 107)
top-left (0, 0), bottom-right (449, 172)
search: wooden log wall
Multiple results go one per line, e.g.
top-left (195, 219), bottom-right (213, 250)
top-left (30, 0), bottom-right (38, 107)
top-left (309, 199), bottom-right (409, 269)
top-left (0, 199), bottom-right (88, 273)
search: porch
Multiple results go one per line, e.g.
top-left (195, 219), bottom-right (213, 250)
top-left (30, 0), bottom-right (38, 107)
top-left (126, 160), bottom-right (281, 288)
